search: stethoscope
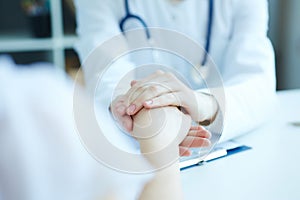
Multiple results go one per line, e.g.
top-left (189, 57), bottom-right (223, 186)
top-left (120, 0), bottom-right (214, 68)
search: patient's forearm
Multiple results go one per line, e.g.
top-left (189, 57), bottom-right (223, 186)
top-left (138, 162), bottom-right (182, 200)
top-left (132, 107), bottom-right (191, 200)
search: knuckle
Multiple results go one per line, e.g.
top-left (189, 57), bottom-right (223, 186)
top-left (110, 105), bottom-right (118, 113)
top-left (115, 106), bottom-right (124, 116)
top-left (148, 85), bottom-right (158, 94)
top-left (134, 98), bottom-right (144, 106)
top-left (128, 88), bottom-right (143, 102)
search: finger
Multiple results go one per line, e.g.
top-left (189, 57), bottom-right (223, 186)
top-left (126, 83), bottom-right (148, 105)
top-left (126, 87), bottom-right (151, 115)
top-left (126, 71), bottom-right (177, 106)
top-left (127, 85), bottom-right (171, 115)
top-left (179, 146), bottom-right (192, 157)
top-left (190, 126), bottom-right (206, 131)
top-left (111, 95), bottom-right (126, 108)
top-left (143, 92), bottom-right (183, 109)
top-left (137, 70), bottom-right (165, 85)
top-left (180, 136), bottom-right (211, 148)
top-left (112, 106), bottom-right (131, 130)
top-left (129, 70), bottom-right (165, 91)
top-left (112, 109), bottom-right (133, 132)
top-left (111, 105), bottom-right (124, 122)
top-left (111, 104), bottom-right (126, 118)
top-left (116, 104), bottom-right (127, 115)
top-left (187, 129), bottom-right (211, 139)
top-left (129, 72), bottom-right (184, 105)
top-left (142, 71), bottom-right (182, 90)
top-left (120, 115), bottom-right (133, 132)
top-left (110, 103), bottom-right (134, 132)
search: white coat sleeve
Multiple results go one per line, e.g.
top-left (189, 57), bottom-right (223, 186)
top-left (74, 0), bottom-right (123, 62)
top-left (74, 0), bottom-right (141, 154)
top-left (74, 0), bottom-right (135, 97)
top-left (219, 0), bottom-right (277, 142)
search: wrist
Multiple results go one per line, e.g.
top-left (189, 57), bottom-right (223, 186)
top-left (191, 91), bottom-right (219, 124)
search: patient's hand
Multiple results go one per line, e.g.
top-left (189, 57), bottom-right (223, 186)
top-left (132, 106), bottom-right (191, 200)
top-left (111, 94), bottom-right (211, 156)
top-left (132, 107), bottom-right (192, 156)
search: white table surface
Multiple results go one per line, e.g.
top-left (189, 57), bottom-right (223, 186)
top-left (181, 89), bottom-right (300, 200)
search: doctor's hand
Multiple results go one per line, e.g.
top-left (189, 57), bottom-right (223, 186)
top-left (125, 70), bottom-right (216, 123)
top-left (110, 70), bottom-right (195, 133)
top-left (110, 71), bottom-right (214, 156)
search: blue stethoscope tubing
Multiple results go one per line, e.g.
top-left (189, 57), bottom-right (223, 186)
top-left (119, 0), bottom-right (151, 39)
top-left (119, 0), bottom-right (214, 66)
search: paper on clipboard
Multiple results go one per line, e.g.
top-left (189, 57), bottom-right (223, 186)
top-left (179, 140), bottom-right (249, 170)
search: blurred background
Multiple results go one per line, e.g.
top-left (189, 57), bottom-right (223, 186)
top-left (0, 0), bottom-right (299, 90)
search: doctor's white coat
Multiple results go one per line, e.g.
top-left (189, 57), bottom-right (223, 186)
top-left (74, 0), bottom-right (277, 142)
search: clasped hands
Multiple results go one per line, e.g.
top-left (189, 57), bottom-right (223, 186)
top-left (111, 71), bottom-right (212, 156)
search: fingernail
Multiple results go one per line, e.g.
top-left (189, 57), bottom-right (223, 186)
top-left (145, 100), bottom-right (153, 105)
top-left (127, 104), bottom-right (136, 114)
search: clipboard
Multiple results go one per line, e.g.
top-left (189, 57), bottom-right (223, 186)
top-left (180, 140), bottom-right (252, 170)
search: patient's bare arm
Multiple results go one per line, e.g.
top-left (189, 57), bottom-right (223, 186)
top-left (132, 107), bottom-right (191, 200)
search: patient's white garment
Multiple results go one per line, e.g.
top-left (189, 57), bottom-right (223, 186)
top-left (0, 56), bottom-right (150, 200)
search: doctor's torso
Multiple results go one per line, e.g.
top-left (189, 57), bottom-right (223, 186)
top-left (114, 0), bottom-right (234, 70)
top-left (75, 0), bottom-right (275, 143)
top-left (76, 0), bottom-right (272, 91)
